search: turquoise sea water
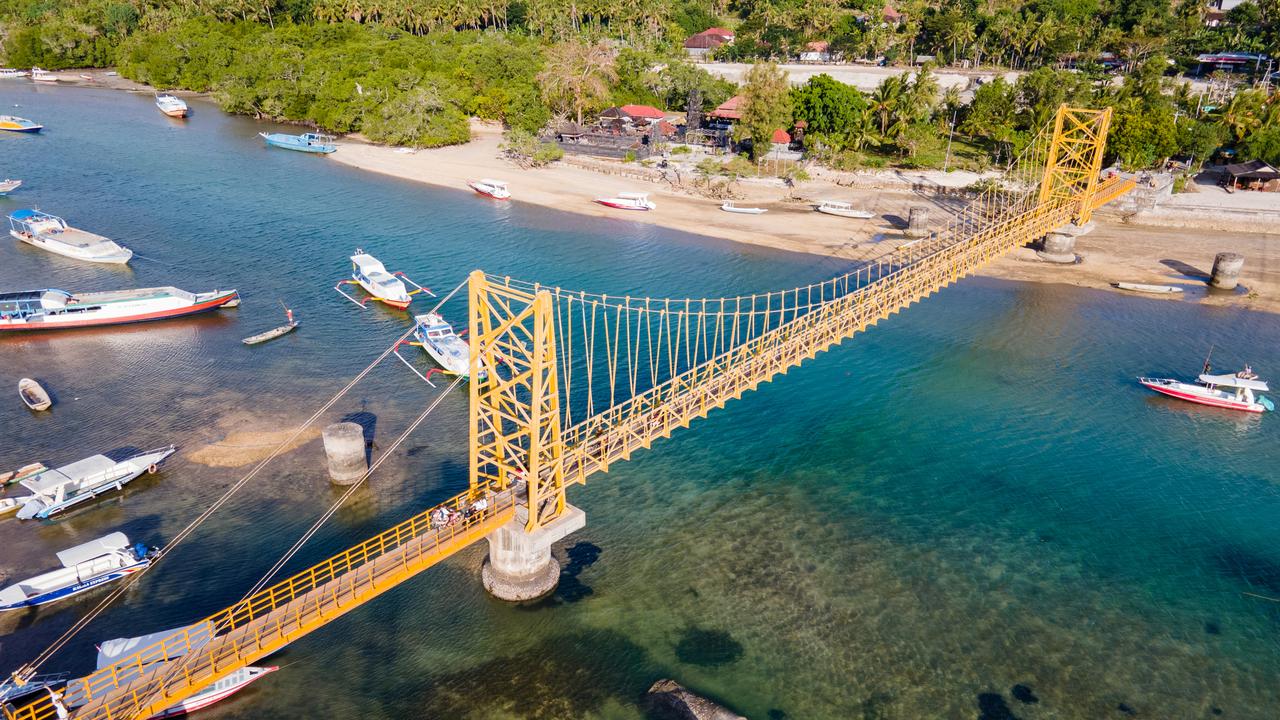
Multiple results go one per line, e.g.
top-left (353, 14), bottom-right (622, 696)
top-left (1, 83), bottom-right (1278, 719)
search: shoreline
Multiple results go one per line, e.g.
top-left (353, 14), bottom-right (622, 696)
top-left (28, 69), bottom-right (1280, 314)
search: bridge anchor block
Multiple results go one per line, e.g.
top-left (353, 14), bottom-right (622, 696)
top-left (482, 503), bottom-right (586, 601)
top-left (1037, 221), bottom-right (1094, 264)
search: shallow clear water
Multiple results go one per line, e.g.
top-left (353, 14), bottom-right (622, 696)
top-left (1, 84), bottom-right (1278, 720)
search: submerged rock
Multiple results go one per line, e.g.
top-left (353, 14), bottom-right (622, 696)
top-left (646, 679), bottom-right (746, 720)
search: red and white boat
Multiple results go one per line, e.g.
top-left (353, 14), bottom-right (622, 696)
top-left (1139, 369), bottom-right (1274, 413)
top-left (468, 178), bottom-right (510, 200)
top-left (594, 192), bottom-right (655, 211)
top-left (88, 626), bottom-right (277, 718)
top-left (0, 287), bottom-right (239, 332)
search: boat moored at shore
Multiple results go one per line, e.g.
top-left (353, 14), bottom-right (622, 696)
top-left (0, 69), bottom-right (28, 79)
top-left (1139, 369), bottom-right (1273, 413)
top-left (15, 446), bottom-right (177, 519)
top-left (595, 192), bottom-right (656, 211)
top-left (0, 116), bottom-right (42, 133)
top-left (155, 94), bottom-right (189, 118)
top-left (259, 131), bottom-right (336, 154)
top-left (0, 287), bottom-right (240, 332)
top-left (30, 67), bottom-right (59, 84)
top-left (468, 179), bottom-right (510, 200)
top-left (815, 200), bottom-right (875, 219)
top-left (721, 201), bottom-right (767, 214)
top-left (8, 209), bottom-right (133, 264)
top-left (0, 532), bottom-right (156, 611)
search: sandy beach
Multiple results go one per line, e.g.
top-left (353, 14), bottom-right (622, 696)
top-left (331, 121), bottom-right (1280, 314)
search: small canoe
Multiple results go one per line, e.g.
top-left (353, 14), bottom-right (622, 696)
top-left (1113, 282), bottom-right (1183, 295)
top-left (18, 378), bottom-right (51, 410)
top-left (243, 322), bottom-right (298, 345)
top-left (0, 462), bottom-right (46, 486)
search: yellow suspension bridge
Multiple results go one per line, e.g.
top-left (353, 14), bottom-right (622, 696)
top-left (3, 105), bottom-right (1134, 720)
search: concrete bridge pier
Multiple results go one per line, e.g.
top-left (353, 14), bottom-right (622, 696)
top-left (1037, 221), bottom-right (1094, 263)
top-left (482, 503), bottom-right (586, 601)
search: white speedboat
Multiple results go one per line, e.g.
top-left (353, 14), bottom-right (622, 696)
top-left (815, 200), bottom-right (874, 219)
top-left (406, 312), bottom-right (484, 380)
top-left (30, 67), bottom-right (59, 84)
top-left (0, 179), bottom-right (21, 195)
top-left (89, 625), bottom-right (278, 719)
top-left (721, 201), bottom-right (767, 214)
top-left (335, 249), bottom-right (429, 310)
top-left (8, 209), bottom-right (133, 264)
top-left (595, 192), bottom-right (656, 211)
top-left (155, 94), bottom-right (189, 118)
top-left (1139, 368), bottom-right (1273, 413)
top-left (15, 446), bottom-right (177, 520)
top-left (0, 69), bottom-right (28, 79)
top-left (0, 532), bottom-right (155, 611)
top-left (0, 287), bottom-right (239, 332)
top-left (468, 179), bottom-right (510, 200)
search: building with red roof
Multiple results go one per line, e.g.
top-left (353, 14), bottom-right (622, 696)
top-left (709, 95), bottom-right (744, 121)
top-left (618, 104), bottom-right (665, 120)
top-left (684, 27), bottom-right (736, 58)
top-left (770, 128), bottom-right (792, 145)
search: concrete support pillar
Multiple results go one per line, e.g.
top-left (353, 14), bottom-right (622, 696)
top-left (905, 206), bottom-right (930, 237)
top-left (1210, 252), bottom-right (1244, 290)
top-left (482, 503), bottom-right (586, 601)
top-left (1037, 221), bottom-right (1094, 264)
top-left (322, 422), bottom-right (366, 485)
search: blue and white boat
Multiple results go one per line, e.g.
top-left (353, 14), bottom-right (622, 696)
top-left (8, 209), bottom-right (133, 264)
top-left (412, 312), bottom-right (485, 380)
top-left (15, 446), bottom-right (177, 520)
top-left (0, 115), bottom-right (42, 133)
top-left (0, 532), bottom-right (156, 612)
top-left (258, 131), bottom-right (336, 154)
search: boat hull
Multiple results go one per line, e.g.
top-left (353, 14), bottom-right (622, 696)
top-left (0, 290), bottom-right (238, 332)
top-left (0, 559), bottom-right (149, 612)
top-left (11, 229), bottom-right (133, 264)
top-left (19, 447), bottom-right (177, 519)
top-left (817, 208), bottom-right (874, 219)
top-left (0, 124), bottom-right (41, 133)
top-left (148, 666), bottom-right (278, 719)
top-left (260, 133), bottom-right (336, 154)
top-left (595, 199), bottom-right (652, 211)
top-left (161, 108), bottom-right (188, 118)
top-left (1139, 378), bottom-right (1266, 413)
top-left (469, 182), bottom-right (510, 200)
top-left (354, 278), bottom-right (411, 309)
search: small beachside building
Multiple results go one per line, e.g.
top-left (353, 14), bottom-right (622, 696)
top-left (684, 28), bottom-right (735, 59)
top-left (799, 41), bottom-right (833, 63)
top-left (1224, 159), bottom-right (1280, 191)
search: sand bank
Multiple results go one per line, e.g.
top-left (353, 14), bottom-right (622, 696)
top-left (331, 122), bottom-right (1280, 314)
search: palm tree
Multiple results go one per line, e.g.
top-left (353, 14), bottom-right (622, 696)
top-left (846, 106), bottom-right (879, 151)
top-left (537, 41), bottom-right (618, 126)
top-left (870, 76), bottom-right (904, 135)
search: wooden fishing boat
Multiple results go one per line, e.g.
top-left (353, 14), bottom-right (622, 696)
top-left (0, 532), bottom-right (156, 611)
top-left (0, 179), bottom-right (21, 196)
top-left (243, 309), bottom-right (298, 345)
top-left (468, 179), bottom-right (510, 200)
top-left (19, 377), bottom-right (51, 410)
top-left (815, 200), bottom-right (874, 219)
top-left (1114, 282), bottom-right (1183, 294)
top-left (720, 201), bottom-right (767, 214)
top-left (8, 209), bottom-right (133, 264)
top-left (1, 462), bottom-right (47, 486)
top-left (335, 250), bottom-right (431, 310)
top-left (259, 131), bottom-right (336, 154)
top-left (31, 67), bottom-right (60, 84)
top-left (0, 115), bottom-right (42, 133)
top-left (0, 287), bottom-right (239, 332)
top-left (595, 192), bottom-right (656, 211)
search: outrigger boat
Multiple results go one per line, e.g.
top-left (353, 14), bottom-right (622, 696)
top-left (8, 209), bottom-right (133, 264)
top-left (815, 200), bottom-right (875, 219)
top-left (19, 377), bottom-right (51, 410)
top-left (0, 287), bottom-right (239, 332)
top-left (14, 446), bottom-right (176, 520)
top-left (85, 625), bottom-right (278, 719)
top-left (468, 179), bottom-right (511, 200)
top-left (0, 532), bottom-right (157, 611)
top-left (259, 131), bottom-right (336, 154)
top-left (335, 250), bottom-right (431, 310)
top-left (0, 116), bottom-right (42, 133)
top-left (0, 179), bottom-right (21, 195)
top-left (1139, 365), bottom-right (1274, 413)
top-left (595, 192), bottom-right (655, 211)
top-left (394, 312), bottom-right (485, 385)
top-left (155, 94), bottom-right (189, 118)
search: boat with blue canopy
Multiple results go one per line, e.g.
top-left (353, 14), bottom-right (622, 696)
top-left (258, 131), bottom-right (336, 154)
top-left (8, 209), bottom-right (133, 264)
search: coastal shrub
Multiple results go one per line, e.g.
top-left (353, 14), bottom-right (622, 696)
top-left (623, 150), bottom-right (637, 163)
top-left (670, 145), bottom-right (691, 155)
top-left (501, 128), bottom-right (563, 167)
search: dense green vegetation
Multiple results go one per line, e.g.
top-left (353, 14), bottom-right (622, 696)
top-left (0, 0), bottom-right (1276, 164)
